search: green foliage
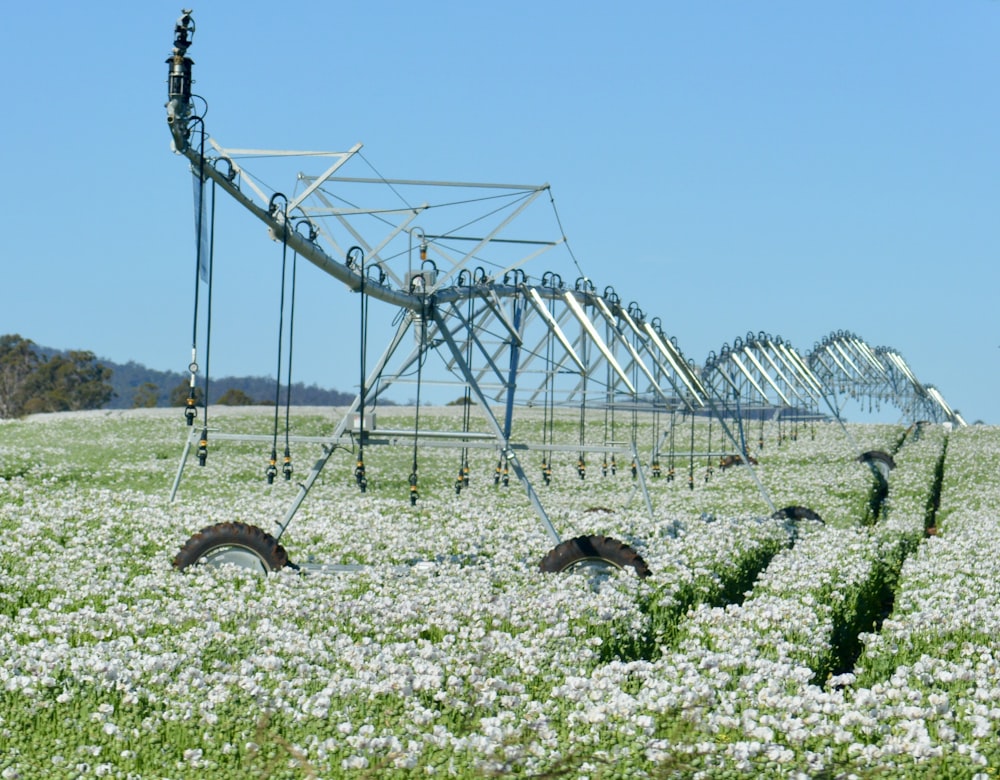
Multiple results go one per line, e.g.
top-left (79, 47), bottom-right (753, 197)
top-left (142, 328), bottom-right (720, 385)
top-left (216, 388), bottom-right (256, 406)
top-left (0, 335), bottom-right (114, 417)
top-left (19, 350), bottom-right (114, 414)
top-left (7, 339), bottom-right (360, 411)
top-left (924, 435), bottom-right (948, 531)
top-left (0, 333), bottom-right (41, 418)
top-left (131, 381), bottom-right (160, 408)
top-left (0, 410), bottom-right (995, 778)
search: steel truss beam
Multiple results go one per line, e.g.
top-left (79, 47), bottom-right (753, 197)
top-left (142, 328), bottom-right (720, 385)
top-left (807, 331), bottom-right (962, 425)
top-left (167, 15), bottom-right (963, 554)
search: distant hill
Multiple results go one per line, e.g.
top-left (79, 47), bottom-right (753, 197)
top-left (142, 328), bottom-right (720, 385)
top-left (102, 358), bottom-right (358, 409)
top-left (37, 347), bottom-right (358, 409)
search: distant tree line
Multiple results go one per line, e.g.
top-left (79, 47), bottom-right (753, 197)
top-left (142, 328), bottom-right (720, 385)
top-left (0, 334), bottom-right (114, 418)
top-left (1, 334), bottom-right (362, 419)
top-left (121, 370), bottom-right (359, 410)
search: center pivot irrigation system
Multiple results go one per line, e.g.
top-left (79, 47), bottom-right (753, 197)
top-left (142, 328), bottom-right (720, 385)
top-left (165, 11), bottom-right (965, 578)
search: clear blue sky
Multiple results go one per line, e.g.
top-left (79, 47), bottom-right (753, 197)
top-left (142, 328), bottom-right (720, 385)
top-left (3, 2), bottom-right (997, 422)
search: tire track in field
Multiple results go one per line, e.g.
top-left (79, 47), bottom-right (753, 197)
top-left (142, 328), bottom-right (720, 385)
top-left (826, 426), bottom-right (949, 681)
top-left (597, 425), bottom-right (950, 683)
top-left (595, 516), bottom-right (800, 664)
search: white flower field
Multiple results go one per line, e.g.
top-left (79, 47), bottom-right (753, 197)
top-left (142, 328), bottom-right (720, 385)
top-left (0, 407), bottom-right (997, 778)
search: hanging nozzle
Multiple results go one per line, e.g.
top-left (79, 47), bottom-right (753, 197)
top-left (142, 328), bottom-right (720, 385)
top-left (197, 428), bottom-right (208, 466)
top-left (355, 457), bottom-right (367, 493)
top-left (409, 472), bottom-right (418, 506)
top-left (266, 451), bottom-right (278, 484)
top-left (184, 394), bottom-right (197, 425)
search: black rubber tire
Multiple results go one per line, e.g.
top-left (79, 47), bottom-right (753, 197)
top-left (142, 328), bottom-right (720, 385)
top-left (172, 521), bottom-right (289, 573)
top-left (858, 450), bottom-right (896, 471)
top-left (771, 505), bottom-right (824, 523)
top-left (539, 534), bottom-right (651, 578)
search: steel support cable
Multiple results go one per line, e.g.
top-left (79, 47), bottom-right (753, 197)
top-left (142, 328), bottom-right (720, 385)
top-left (357, 150), bottom-right (418, 215)
top-left (308, 187), bottom-right (538, 283)
top-left (667, 410), bottom-right (676, 482)
top-left (541, 291), bottom-right (556, 485)
top-left (687, 409), bottom-right (696, 490)
top-left (546, 187), bottom-right (587, 283)
top-left (185, 118), bottom-right (208, 428)
top-left (600, 291), bottom-right (617, 477)
top-left (744, 382), bottom-right (754, 456)
top-left (351, 246), bottom-right (369, 493)
top-left (648, 319), bottom-right (663, 477)
top-left (456, 273), bottom-right (474, 494)
top-left (432, 190), bottom-right (537, 245)
top-left (463, 287), bottom-right (473, 483)
top-left (409, 274), bottom-right (429, 506)
top-left (545, 285), bottom-right (562, 482)
top-left (544, 324), bottom-right (556, 485)
top-left (412, 191), bottom-right (541, 233)
top-left (705, 403), bottom-right (713, 482)
top-left (266, 195), bottom-right (291, 484)
top-left (629, 310), bottom-right (641, 480)
top-left (603, 343), bottom-right (613, 477)
top-left (603, 286), bottom-right (627, 476)
top-left (410, 333), bottom-right (424, 505)
top-left (757, 373), bottom-right (766, 451)
top-left (281, 246), bottom-right (298, 481)
top-left (651, 404), bottom-right (661, 478)
top-left (197, 178), bottom-right (217, 467)
top-left (333, 161), bottom-right (544, 283)
top-left (540, 321), bottom-right (551, 484)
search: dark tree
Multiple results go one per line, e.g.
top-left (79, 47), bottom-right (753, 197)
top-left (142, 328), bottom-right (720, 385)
top-left (216, 388), bottom-right (255, 406)
top-left (20, 351), bottom-right (114, 414)
top-left (132, 382), bottom-right (160, 408)
top-left (0, 334), bottom-right (41, 418)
